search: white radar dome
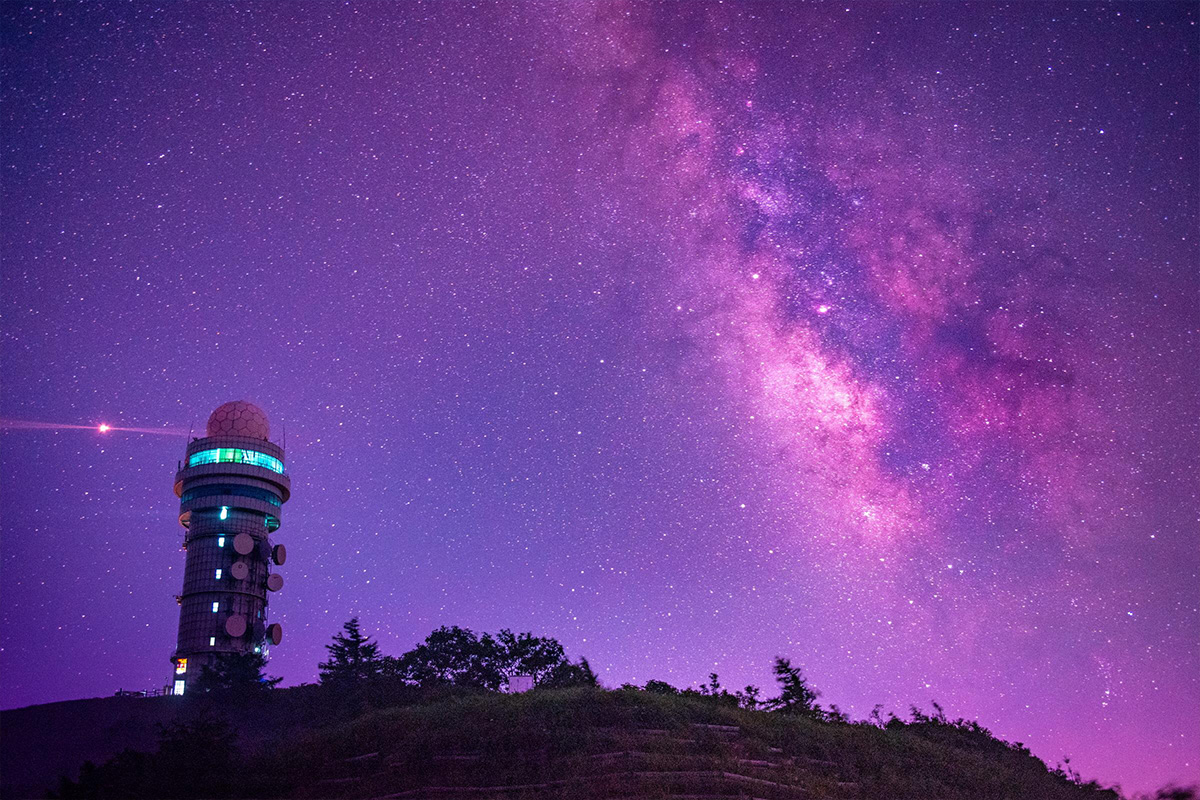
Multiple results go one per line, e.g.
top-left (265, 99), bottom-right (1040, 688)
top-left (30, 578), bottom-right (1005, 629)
top-left (206, 400), bottom-right (270, 439)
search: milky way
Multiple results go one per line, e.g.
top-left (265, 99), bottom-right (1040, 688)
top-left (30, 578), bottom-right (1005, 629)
top-left (1, 2), bottom-right (1196, 793)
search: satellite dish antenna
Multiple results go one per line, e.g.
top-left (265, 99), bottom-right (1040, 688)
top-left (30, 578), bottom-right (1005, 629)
top-left (230, 561), bottom-right (249, 581)
top-left (233, 533), bottom-right (254, 555)
top-left (272, 544), bottom-right (287, 565)
top-left (225, 615), bottom-right (247, 637)
top-left (267, 623), bottom-right (283, 645)
top-left (266, 573), bottom-right (284, 592)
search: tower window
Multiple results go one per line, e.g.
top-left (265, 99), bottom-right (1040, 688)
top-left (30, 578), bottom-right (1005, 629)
top-left (187, 447), bottom-right (284, 474)
top-left (217, 536), bottom-right (225, 547)
top-left (174, 680), bottom-right (186, 696)
top-left (212, 601), bottom-right (219, 613)
top-left (219, 506), bottom-right (229, 520)
top-left (209, 637), bottom-right (216, 646)
top-left (215, 568), bottom-right (222, 580)
top-left (175, 658), bottom-right (187, 675)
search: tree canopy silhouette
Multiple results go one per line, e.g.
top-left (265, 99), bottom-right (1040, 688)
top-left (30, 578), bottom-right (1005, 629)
top-left (770, 657), bottom-right (820, 716)
top-left (381, 625), bottom-right (597, 690)
top-left (318, 617), bottom-right (383, 686)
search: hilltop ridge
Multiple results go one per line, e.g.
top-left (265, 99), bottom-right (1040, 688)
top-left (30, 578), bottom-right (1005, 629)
top-left (2, 685), bottom-right (1121, 799)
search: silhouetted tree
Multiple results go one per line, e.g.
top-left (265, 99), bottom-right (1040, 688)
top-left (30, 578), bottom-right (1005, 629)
top-left (392, 625), bottom-right (503, 689)
top-left (319, 617), bottom-right (383, 686)
top-left (493, 629), bottom-right (570, 685)
top-left (643, 679), bottom-right (679, 695)
top-left (192, 650), bottom-right (281, 695)
top-left (538, 655), bottom-right (599, 688)
top-left (389, 626), bottom-right (592, 691)
top-left (1150, 788), bottom-right (1197, 800)
top-left (736, 684), bottom-right (762, 709)
top-left (825, 703), bottom-right (850, 723)
top-left (770, 657), bottom-right (820, 716)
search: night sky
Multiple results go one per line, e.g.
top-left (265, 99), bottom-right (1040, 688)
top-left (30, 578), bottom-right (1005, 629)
top-left (1, 2), bottom-right (1196, 793)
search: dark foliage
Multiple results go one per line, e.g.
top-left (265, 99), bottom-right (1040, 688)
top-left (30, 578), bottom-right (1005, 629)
top-left (51, 714), bottom-right (239, 799)
top-left (494, 629), bottom-right (574, 684)
top-left (769, 656), bottom-right (821, 716)
top-left (643, 679), bottom-right (679, 695)
top-left (538, 655), bottom-right (600, 689)
top-left (318, 617), bottom-right (383, 687)
top-left (192, 651), bottom-right (281, 696)
top-left (736, 683), bottom-right (763, 709)
top-left (386, 625), bottom-right (501, 689)
top-left (383, 625), bottom-right (596, 690)
top-left (1145, 788), bottom-right (1197, 800)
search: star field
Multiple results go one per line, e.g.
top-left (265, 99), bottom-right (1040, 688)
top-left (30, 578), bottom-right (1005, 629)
top-left (1, 3), bottom-right (1196, 794)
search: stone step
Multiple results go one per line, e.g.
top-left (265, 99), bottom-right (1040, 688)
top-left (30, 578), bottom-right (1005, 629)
top-left (361, 766), bottom-right (815, 799)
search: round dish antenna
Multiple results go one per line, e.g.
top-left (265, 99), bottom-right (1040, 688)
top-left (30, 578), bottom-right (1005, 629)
top-left (272, 543), bottom-right (287, 565)
top-left (267, 623), bottom-right (283, 645)
top-left (225, 615), bottom-right (247, 637)
top-left (266, 573), bottom-right (284, 592)
top-left (233, 533), bottom-right (254, 555)
top-left (230, 561), bottom-right (249, 581)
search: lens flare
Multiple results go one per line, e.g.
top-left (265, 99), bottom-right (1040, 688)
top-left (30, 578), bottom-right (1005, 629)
top-left (0, 418), bottom-right (186, 436)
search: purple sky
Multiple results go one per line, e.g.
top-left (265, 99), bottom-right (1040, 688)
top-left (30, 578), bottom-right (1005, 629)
top-left (1, 2), bottom-right (1196, 794)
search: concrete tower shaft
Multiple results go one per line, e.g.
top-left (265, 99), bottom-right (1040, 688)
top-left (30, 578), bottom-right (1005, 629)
top-left (169, 402), bottom-right (290, 694)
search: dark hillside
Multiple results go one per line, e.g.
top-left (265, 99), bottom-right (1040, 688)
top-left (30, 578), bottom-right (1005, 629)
top-left (3, 686), bottom-right (1118, 799)
top-left (1, 686), bottom-right (345, 798)
top-left (1, 695), bottom-right (180, 798)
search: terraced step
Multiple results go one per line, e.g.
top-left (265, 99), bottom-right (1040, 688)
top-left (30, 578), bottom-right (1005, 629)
top-left (366, 767), bottom-right (811, 798)
top-left (317, 721), bottom-right (863, 800)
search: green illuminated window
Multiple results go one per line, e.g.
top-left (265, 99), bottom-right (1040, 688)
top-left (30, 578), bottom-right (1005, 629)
top-left (218, 537), bottom-right (225, 547)
top-left (212, 601), bottom-right (219, 613)
top-left (215, 569), bottom-right (222, 580)
top-left (187, 448), bottom-right (283, 474)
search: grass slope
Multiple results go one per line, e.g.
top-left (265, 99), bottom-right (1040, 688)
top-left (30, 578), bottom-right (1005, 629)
top-left (4, 686), bottom-right (1118, 799)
